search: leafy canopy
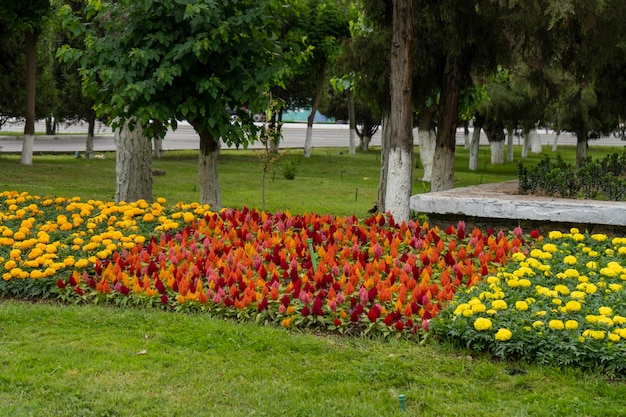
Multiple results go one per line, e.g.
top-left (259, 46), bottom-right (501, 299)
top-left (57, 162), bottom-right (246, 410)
top-left (58, 0), bottom-right (307, 144)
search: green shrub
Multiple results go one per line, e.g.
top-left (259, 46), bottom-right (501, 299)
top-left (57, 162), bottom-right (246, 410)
top-left (518, 151), bottom-right (626, 201)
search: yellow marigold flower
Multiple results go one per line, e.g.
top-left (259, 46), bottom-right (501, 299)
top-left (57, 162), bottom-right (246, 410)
top-left (619, 329), bottom-right (626, 339)
top-left (486, 309), bottom-right (496, 315)
top-left (462, 309), bottom-right (474, 317)
top-left (142, 213), bottom-right (155, 222)
top-left (598, 306), bottom-right (613, 316)
top-left (548, 231), bottom-right (563, 239)
top-left (473, 317), bottom-right (492, 331)
top-left (564, 269), bottom-right (579, 278)
top-left (529, 249), bottom-right (544, 259)
top-left (588, 250), bottom-right (599, 257)
top-left (591, 234), bottom-right (608, 242)
top-left (9, 249), bottom-right (21, 260)
top-left (156, 197), bottom-right (166, 204)
top-left (495, 328), bottom-right (513, 341)
top-left (613, 315), bottom-right (626, 325)
top-left (549, 320), bottom-right (565, 330)
top-left (491, 300), bottom-right (508, 310)
top-left (563, 255), bottom-right (577, 265)
top-left (552, 298), bottom-right (562, 305)
top-left (605, 249), bottom-right (615, 256)
top-left (572, 233), bottom-right (585, 242)
top-left (534, 310), bottom-right (547, 317)
top-left (565, 320), bottom-right (579, 330)
top-left (511, 252), bottom-right (526, 262)
top-left (586, 315), bottom-right (599, 323)
top-left (486, 276), bottom-right (500, 284)
top-left (585, 283), bottom-right (597, 294)
top-left (515, 301), bottom-right (529, 311)
top-left (590, 330), bottom-right (606, 340)
top-left (608, 332), bottom-right (620, 342)
top-left (542, 243), bottom-right (558, 253)
top-left (600, 267), bottom-right (617, 278)
top-left (533, 320), bottom-right (544, 329)
top-left (554, 284), bottom-right (570, 295)
top-left (565, 300), bottom-right (582, 313)
top-left (570, 227), bottom-right (580, 234)
top-left (471, 303), bottom-right (486, 313)
top-left (586, 261), bottom-right (598, 269)
top-left (518, 279), bottom-right (532, 287)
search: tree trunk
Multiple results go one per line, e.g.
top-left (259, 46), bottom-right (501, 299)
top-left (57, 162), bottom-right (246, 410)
top-left (115, 119), bottom-right (153, 203)
top-left (377, 113), bottom-right (391, 214)
top-left (196, 127), bottom-right (222, 209)
top-left (484, 123), bottom-right (505, 165)
top-left (469, 127), bottom-right (481, 171)
top-left (522, 129), bottom-right (530, 158)
top-left (347, 89), bottom-right (356, 155)
top-left (85, 113), bottom-right (95, 159)
top-left (152, 136), bottom-right (164, 158)
top-left (384, 0), bottom-right (414, 223)
top-left (575, 130), bottom-right (588, 167)
top-left (418, 112), bottom-right (436, 182)
top-left (432, 56), bottom-right (462, 192)
top-left (530, 128), bottom-right (542, 153)
top-left (463, 120), bottom-right (470, 149)
top-left (551, 130), bottom-right (560, 152)
top-left (506, 127), bottom-right (514, 162)
top-left (303, 62), bottom-right (326, 158)
top-left (21, 30), bottom-right (38, 166)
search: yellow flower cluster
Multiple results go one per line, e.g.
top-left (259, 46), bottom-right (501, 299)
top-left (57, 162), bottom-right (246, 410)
top-left (0, 191), bottom-right (212, 281)
top-left (450, 228), bottom-right (626, 347)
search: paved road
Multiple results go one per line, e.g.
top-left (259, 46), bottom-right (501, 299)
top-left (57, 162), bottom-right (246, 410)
top-left (1, 121), bottom-right (624, 153)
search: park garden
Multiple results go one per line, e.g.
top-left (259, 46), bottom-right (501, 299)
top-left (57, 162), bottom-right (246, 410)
top-left (1, 146), bottom-right (626, 416)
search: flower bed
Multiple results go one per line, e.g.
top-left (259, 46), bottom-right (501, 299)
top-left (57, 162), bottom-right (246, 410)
top-left (0, 190), bottom-right (532, 339)
top-left (433, 230), bottom-right (626, 374)
top-left (1, 190), bottom-right (625, 373)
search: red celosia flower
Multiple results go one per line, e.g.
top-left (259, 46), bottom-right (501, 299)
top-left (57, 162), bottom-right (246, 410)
top-left (301, 305), bottom-right (311, 317)
top-left (56, 278), bottom-right (66, 289)
top-left (75, 286), bottom-right (84, 296)
top-left (160, 294), bottom-right (168, 304)
top-left (312, 298), bottom-right (324, 316)
top-left (394, 321), bottom-right (404, 332)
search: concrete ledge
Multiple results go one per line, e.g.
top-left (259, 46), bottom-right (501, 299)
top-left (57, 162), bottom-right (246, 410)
top-left (410, 180), bottom-right (626, 233)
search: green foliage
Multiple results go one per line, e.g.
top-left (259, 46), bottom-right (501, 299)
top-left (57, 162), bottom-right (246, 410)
top-left (518, 152), bottom-right (626, 201)
top-left (281, 157), bottom-right (300, 180)
top-left (58, 0), bottom-right (305, 143)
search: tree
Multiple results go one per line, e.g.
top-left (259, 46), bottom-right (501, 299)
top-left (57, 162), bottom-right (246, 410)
top-left (296, 0), bottom-right (351, 158)
top-left (383, 0), bottom-right (413, 222)
top-left (59, 0), bottom-right (305, 208)
top-left (0, 0), bottom-right (52, 165)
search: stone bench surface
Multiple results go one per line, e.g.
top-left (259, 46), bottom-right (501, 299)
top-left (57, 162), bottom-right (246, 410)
top-left (410, 180), bottom-right (626, 227)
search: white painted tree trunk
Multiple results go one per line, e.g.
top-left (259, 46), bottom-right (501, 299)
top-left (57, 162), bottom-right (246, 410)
top-left (347, 89), bottom-right (356, 155)
top-left (152, 137), bottom-right (163, 158)
top-left (21, 135), bottom-right (34, 165)
top-left (490, 140), bottom-right (505, 164)
top-left (361, 134), bottom-right (371, 152)
top-left (115, 119), bottom-right (153, 203)
top-left (530, 128), bottom-right (542, 153)
top-left (507, 128), bottom-right (514, 162)
top-left (431, 146), bottom-right (455, 191)
top-left (303, 125), bottom-right (313, 157)
top-left (469, 127), bottom-right (481, 171)
top-left (522, 130), bottom-right (530, 158)
top-left (552, 131), bottom-right (560, 152)
top-left (418, 128), bottom-right (436, 181)
top-left (349, 127), bottom-right (356, 155)
top-left (85, 133), bottom-right (94, 159)
top-left (384, 147), bottom-right (412, 222)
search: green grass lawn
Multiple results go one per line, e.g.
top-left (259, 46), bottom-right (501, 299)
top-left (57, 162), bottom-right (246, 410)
top-left (1, 144), bottom-right (622, 217)
top-left (1, 144), bottom-right (625, 416)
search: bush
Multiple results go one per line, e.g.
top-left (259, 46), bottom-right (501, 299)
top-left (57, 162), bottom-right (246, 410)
top-left (518, 151), bottom-right (626, 201)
